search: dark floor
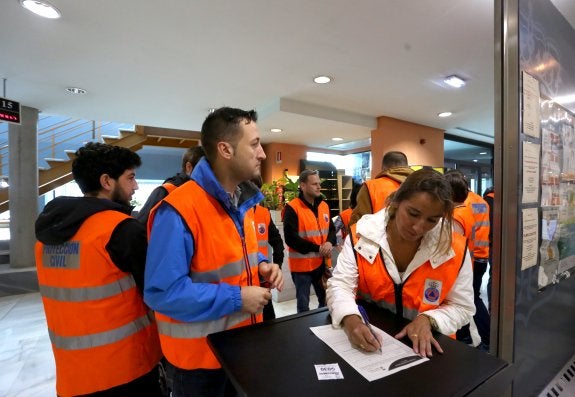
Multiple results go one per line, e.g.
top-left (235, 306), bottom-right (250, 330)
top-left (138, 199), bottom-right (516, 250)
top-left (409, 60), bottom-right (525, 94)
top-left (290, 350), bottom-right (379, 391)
top-left (0, 269), bottom-right (39, 297)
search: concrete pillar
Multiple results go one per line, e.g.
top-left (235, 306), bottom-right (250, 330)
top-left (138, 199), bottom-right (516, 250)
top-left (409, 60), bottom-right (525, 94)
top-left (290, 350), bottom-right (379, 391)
top-left (8, 106), bottom-right (38, 268)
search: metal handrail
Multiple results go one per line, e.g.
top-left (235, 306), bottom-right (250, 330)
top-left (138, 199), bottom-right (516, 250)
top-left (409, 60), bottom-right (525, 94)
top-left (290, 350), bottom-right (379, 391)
top-left (0, 116), bottom-right (134, 175)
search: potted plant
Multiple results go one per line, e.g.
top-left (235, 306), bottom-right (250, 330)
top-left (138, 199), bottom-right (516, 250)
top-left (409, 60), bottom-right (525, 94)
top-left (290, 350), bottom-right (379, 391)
top-left (261, 172), bottom-right (299, 213)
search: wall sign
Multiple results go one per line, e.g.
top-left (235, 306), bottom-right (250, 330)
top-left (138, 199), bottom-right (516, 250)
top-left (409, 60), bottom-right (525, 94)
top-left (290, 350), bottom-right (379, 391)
top-left (0, 97), bottom-right (21, 124)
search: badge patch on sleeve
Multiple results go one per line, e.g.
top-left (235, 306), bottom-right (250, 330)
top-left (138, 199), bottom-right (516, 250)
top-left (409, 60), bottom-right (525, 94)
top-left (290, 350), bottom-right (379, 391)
top-left (423, 279), bottom-right (442, 305)
top-left (257, 223), bottom-right (267, 235)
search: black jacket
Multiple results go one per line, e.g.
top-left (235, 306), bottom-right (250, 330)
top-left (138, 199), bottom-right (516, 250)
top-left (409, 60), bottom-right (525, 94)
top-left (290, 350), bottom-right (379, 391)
top-left (35, 196), bottom-right (147, 291)
top-left (135, 172), bottom-right (190, 224)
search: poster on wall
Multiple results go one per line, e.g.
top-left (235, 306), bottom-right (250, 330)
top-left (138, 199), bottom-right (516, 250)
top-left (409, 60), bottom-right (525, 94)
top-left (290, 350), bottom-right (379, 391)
top-left (522, 71), bottom-right (541, 138)
top-left (521, 207), bottom-right (539, 270)
top-left (522, 142), bottom-right (540, 203)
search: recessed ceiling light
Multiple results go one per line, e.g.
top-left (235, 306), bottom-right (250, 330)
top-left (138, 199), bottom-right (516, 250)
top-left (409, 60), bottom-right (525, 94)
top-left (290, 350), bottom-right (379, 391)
top-left (438, 112), bottom-right (452, 118)
top-left (332, 137), bottom-right (343, 141)
top-left (208, 108), bottom-right (216, 113)
top-left (479, 151), bottom-right (487, 155)
top-left (66, 87), bottom-right (87, 94)
top-left (20, 0), bottom-right (61, 19)
top-left (270, 128), bottom-right (283, 133)
top-left (443, 75), bottom-right (466, 88)
top-left (313, 75), bottom-right (332, 84)
top-left (473, 159), bottom-right (478, 163)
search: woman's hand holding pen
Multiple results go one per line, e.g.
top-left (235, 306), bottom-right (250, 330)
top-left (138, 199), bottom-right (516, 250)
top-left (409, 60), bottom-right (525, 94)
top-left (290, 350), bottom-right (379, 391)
top-left (394, 315), bottom-right (443, 358)
top-left (341, 314), bottom-right (382, 353)
top-left (258, 262), bottom-right (284, 292)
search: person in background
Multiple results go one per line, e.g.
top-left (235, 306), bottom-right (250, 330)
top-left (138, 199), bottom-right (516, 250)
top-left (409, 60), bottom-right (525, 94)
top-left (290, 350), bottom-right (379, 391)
top-left (444, 170), bottom-right (483, 349)
top-left (349, 151), bottom-right (413, 226)
top-left (464, 178), bottom-right (491, 351)
top-left (252, 175), bottom-right (285, 321)
top-left (483, 186), bottom-right (494, 309)
top-left (144, 107), bottom-right (283, 397)
top-left (334, 182), bottom-right (361, 246)
top-left (136, 145), bottom-right (205, 224)
top-left (327, 169), bottom-right (475, 358)
top-left (283, 169), bottom-right (337, 313)
top-left (35, 142), bottom-right (163, 397)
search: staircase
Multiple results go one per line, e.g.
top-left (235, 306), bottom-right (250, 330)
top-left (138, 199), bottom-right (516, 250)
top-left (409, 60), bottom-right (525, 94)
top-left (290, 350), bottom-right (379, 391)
top-left (0, 122), bottom-right (201, 213)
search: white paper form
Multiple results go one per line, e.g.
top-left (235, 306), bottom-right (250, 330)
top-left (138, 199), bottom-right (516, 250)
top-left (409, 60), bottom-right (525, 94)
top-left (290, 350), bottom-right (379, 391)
top-left (310, 324), bottom-right (428, 382)
top-left (522, 71), bottom-right (541, 138)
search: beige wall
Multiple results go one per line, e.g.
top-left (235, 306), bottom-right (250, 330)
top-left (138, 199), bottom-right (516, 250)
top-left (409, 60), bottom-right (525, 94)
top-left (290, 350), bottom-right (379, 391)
top-left (371, 116), bottom-right (444, 178)
top-left (261, 116), bottom-right (445, 183)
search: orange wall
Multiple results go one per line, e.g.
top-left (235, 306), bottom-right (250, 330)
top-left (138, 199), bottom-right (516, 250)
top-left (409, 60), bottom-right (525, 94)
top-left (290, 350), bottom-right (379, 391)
top-left (371, 116), bottom-right (444, 178)
top-left (261, 142), bottom-right (309, 183)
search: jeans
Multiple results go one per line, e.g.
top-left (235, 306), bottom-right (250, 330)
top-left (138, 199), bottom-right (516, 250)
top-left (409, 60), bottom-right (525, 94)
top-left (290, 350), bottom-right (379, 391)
top-left (74, 366), bottom-right (163, 397)
top-left (172, 367), bottom-right (237, 397)
top-left (291, 264), bottom-right (327, 313)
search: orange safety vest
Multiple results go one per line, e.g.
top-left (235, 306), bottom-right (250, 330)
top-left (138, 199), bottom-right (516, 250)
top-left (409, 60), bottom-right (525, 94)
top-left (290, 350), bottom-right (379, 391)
top-left (351, 224), bottom-right (467, 331)
top-left (162, 181), bottom-right (178, 194)
top-left (286, 197), bottom-right (332, 272)
top-left (485, 191), bottom-right (494, 200)
top-left (150, 181), bottom-right (262, 370)
top-left (339, 208), bottom-right (353, 240)
top-left (35, 210), bottom-right (162, 397)
top-left (453, 204), bottom-right (474, 254)
top-left (365, 177), bottom-right (401, 214)
top-left (253, 204), bottom-right (271, 259)
top-left (464, 191), bottom-right (490, 261)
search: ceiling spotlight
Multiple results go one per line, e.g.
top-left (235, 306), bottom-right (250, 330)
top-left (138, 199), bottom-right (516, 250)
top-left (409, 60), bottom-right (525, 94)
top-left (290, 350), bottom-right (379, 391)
top-left (479, 151), bottom-right (487, 155)
top-left (332, 137), bottom-right (343, 141)
top-left (20, 0), bottom-right (61, 19)
top-left (270, 128), bottom-right (283, 133)
top-left (473, 159), bottom-right (478, 163)
top-left (313, 75), bottom-right (332, 84)
top-left (438, 112), bottom-right (452, 118)
top-left (66, 87), bottom-right (87, 94)
top-left (208, 108), bottom-right (216, 113)
top-left (443, 75), bottom-right (466, 88)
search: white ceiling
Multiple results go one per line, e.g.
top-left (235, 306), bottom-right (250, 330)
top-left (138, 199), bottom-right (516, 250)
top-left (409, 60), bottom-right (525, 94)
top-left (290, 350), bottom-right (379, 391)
top-left (0, 0), bottom-right (573, 154)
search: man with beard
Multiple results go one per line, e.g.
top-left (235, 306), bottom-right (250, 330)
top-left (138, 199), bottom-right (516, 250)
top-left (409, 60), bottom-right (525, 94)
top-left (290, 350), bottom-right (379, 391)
top-left (34, 142), bottom-right (163, 397)
top-left (284, 169), bottom-right (337, 313)
top-left (144, 107), bottom-right (284, 397)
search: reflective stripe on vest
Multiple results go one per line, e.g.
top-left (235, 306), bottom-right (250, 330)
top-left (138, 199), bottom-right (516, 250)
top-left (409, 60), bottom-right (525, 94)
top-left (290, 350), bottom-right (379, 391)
top-left (190, 252), bottom-right (259, 283)
top-left (157, 311), bottom-right (250, 339)
top-left (39, 275), bottom-right (135, 302)
top-left (49, 311), bottom-right (154, 350)
top-left (298, 228), bottom-right (330, 238)
top-left (288, 251), bottom-right (323, 259)
top-left (287, 198), bottom-right (331, 272)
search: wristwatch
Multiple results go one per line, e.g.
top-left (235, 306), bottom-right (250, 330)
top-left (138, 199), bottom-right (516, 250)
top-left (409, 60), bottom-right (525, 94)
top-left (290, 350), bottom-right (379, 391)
top-left (419, 313), bottom-right (439, 331)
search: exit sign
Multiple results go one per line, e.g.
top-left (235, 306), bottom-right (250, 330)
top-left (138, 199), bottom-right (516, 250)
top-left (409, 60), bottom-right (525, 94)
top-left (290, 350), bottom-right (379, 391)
top-left (0, 97), bottom-right (21, 124)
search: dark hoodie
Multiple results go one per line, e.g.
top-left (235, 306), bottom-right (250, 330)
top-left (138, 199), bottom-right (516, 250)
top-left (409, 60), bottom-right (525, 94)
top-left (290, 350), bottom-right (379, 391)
top-left (135, 172), bottom-right (190, 224)
top-left (35, 196), bottom-right (148, 291)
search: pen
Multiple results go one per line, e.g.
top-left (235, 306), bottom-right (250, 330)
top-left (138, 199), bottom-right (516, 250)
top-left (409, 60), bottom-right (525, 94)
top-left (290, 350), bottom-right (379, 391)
top-left (357, 304), bottom-right (382, 354)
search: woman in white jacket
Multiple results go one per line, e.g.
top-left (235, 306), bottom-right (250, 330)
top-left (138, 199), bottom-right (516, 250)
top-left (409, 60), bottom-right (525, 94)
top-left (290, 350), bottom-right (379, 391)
top-left (326, 169), bottom-right (475, 358)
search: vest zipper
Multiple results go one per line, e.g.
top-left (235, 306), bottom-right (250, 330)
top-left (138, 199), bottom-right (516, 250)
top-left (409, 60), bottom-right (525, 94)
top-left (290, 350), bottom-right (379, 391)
top-left (241, 236), bottom-right (257, 324)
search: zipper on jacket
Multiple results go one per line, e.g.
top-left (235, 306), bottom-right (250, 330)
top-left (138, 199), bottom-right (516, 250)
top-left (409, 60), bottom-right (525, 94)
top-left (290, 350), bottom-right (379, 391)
top-left (241, 236), bottom-right (257, 324)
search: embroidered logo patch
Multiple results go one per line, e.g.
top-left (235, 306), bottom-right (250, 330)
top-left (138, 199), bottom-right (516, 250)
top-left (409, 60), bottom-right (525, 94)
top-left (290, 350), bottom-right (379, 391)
top-left (423, 279), bottom-right (442, 305)
top-left (257, 223), bottom-right (266, 235)
top-left (323, 213), bottom-right (329, 223)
